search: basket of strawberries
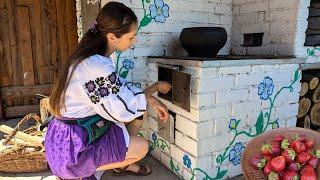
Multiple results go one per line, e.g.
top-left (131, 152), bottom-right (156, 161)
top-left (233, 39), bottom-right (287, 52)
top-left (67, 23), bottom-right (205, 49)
top-left (242, 127), bottom-right (320, 180)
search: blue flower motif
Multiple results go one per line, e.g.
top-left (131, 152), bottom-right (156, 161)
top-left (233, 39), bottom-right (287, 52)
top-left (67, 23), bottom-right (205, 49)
top-left (183, 154), bottom-right (192, 169)
top-left (152, 132), bottom-right (157, 142)
top-left (258, 76), bottom-right (274, 100)
top-left (229, 118), bottom-right (238, 130)
top-left (229, 142), bottom-right (245, 166)
top-left (149, 0), bottom-right (169, 23)
top-left (98, 87), bottom-right (109, 97)
top-left (122, 59), bottom-right (134, 70)
top-left (272, 121), bottom-right (279, 129)
top-left (85, 80), bottom-right (96, 93)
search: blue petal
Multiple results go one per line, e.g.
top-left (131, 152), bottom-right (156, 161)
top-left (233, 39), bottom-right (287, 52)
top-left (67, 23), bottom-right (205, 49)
top-left (162, 5), bottom-right (169, 17)
top-left (155, 0), bottom-right (164, 8)
top-left (264, 76), bottom-right (273, 87)
top-left (267, 84), bottom-right (274, 95)
top-left (149, 5), bottom-right (158, 19)
top-left (232, 156), bottom-right (241, 165)
top-left (258, 83), bottom-right (265, 95)
top-left (260, 91), bottom-right (269, 100)
top-left (229, 149), bottom-right (236, 161)
top-left (234, 143), bottom-right (242, 152)
top-left (155, 14), bottom-right (166, 23)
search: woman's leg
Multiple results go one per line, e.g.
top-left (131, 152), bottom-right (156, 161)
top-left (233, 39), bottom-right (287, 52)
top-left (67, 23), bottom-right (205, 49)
top-left (97, 136), bottom-right (149, 171)
top-left (125, 114), bottom-right (147, 136)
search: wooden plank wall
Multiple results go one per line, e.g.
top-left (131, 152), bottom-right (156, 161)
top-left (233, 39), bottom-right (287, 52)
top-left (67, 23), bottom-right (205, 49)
top-left (0, 0), bottom-right (78, 118)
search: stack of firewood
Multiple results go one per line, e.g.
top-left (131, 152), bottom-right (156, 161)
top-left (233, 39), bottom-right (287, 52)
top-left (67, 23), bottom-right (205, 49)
top-left (297, 72), bottom-right (320, 131)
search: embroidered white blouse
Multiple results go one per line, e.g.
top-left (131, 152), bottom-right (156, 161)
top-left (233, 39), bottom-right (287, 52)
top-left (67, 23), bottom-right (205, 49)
top-left (60, 54), bottom-right (147, 148)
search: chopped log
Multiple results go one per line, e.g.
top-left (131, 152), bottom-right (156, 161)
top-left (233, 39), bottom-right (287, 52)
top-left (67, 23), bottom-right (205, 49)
top-left (304, 115), bottom-right (311, 129)
top-left (39, 97), bottom-right (51, 122)
top-left (312, 84), bottom-right (320, 103)
top-left (297, 98), bottom-right (312, 118)
top-left (302, 74), bottom-right (319, 90)
top-left (300, 82), bottom-right (309, 97)
top-left (310, 102), bottom-right (320, 127)
top-left (0, 125), bottom-right (43, 147)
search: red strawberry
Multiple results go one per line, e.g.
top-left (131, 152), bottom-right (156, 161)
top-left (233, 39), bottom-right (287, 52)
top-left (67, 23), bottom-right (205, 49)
top-left (250, 155), bottom-right (267, 170)
top-left (270, 156), bottom-right (286, 173)
top-left (291, 140), bottom-right (304, 153)
top-left (268, 171), bottom-right (280, 180)
top-left (300, 170), bottom-right (316, 180)
top-left (283, 170), bottom-right (299, 180)
top-left (307, 156), bottom-right (319, 168)
top-left (297, 152), bottom-right (311, 164)
top-left (262, 143), bottom-right (272, 155)
top-left (282, 148), bottom-right (296, 163)
top-left (271, 142), bottom-right (281, 156)
top-left (300, 164), bottom-right (315, 175)
top-left (304, 140), bottom-right (314, 149)
top-left (287, 162), bottom-right (300, 172)
top-left (292, 134), bottom-right (306, 142)
top-left (264, 161), bottom-right (273, 175)
top-left (281, 138), bottom-right (290, 150)
top-left (273, 134), bottom-right (284, 143)
top-left (301, 143), bottom-right (307, 152)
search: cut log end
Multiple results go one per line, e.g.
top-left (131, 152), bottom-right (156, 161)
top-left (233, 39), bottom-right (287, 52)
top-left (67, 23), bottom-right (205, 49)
top-left (311, 102), bottom-right (320, 127)
top-left (297, 97), bottom-right (312, 118)
top-left (300, 82), bottom-right (309, 97)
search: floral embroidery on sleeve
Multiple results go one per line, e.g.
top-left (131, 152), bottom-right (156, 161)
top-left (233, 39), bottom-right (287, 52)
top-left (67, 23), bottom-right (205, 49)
top-left (84, 72), bottom-right (122, 104)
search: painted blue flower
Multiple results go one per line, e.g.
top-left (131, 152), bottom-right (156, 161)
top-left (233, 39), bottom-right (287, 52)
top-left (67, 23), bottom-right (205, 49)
top-left (149, 0), bottom-right (169, 23)
top-left (258, 76), bottom-right (274, 100)
top-left (183, 154), bottom-right (192, 169)
top-left (122, 59), bottom-right (134, 70)
top-left (229, 118), bottom-right (238, 130)
top-left (272, 121), bottom-right (279, 129)
top-left (229, 142), bottom-right (245, 166)
top-left (152, 132), bottom-right (157, 142)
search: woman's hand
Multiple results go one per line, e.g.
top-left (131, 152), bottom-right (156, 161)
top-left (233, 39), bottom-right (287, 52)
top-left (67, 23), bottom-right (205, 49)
top-left (157, 81), bottom-right (172, 94)
top-left (147, 96), bottom-right (169, 123)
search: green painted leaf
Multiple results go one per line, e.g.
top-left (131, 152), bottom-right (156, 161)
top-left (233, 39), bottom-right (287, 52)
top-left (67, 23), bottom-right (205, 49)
top-left (120, 70), bottom-right (129, 79)
top-left (216, 170), bottom-right (227, 179)
top-left (139, 16), bottom-right (152, 28)
top-left (146, 0), bottom-right (151, 3)
top-left (293, 69), bottom-right (299, 82)
top-left (255, 111), bottom-right (264, 135)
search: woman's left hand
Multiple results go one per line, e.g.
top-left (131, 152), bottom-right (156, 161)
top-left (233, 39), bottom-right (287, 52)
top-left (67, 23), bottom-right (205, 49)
top-left (148, 96), bottom-right (169, 123)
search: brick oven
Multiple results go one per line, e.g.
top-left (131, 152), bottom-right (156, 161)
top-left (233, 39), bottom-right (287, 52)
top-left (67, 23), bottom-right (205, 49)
top-left (138, 0), bottom-right (319, 179)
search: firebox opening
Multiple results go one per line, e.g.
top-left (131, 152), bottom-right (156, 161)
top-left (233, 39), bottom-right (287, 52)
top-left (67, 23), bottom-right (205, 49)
top-left (158, 66), bottom-right (173, 101)
top-left (243, 33), bottom-right (264, 47)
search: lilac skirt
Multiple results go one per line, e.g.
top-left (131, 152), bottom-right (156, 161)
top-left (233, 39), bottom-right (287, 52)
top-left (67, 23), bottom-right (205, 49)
top-left (45, 118), bottom-right (127, 179)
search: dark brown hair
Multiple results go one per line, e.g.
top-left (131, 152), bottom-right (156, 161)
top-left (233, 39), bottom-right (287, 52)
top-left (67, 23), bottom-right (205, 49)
top-left (50, 2), bottom-right (137, 117)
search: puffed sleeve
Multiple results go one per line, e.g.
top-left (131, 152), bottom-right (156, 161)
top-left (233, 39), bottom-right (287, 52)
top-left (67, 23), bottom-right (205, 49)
top-left (79, 58), bottom-right (147, 122)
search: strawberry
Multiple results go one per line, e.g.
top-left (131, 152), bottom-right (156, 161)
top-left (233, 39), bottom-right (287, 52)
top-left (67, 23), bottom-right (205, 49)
top-left (250, 155), bottom-right (267, 170)
top-left (270, 156), bottom-right (286, 173)
top-left (300, 170), bottom-right (317, 180)
top-left (297, 152), bottom-right (311, 164)
top-left (271, 142), bottom-right (281, 156)
top-left (300, 164), bottom-right (315, 175)
top-left (307, 156), bottom-right (319, 168)
top-left (282, 148), bottom-right (296, 163)
top-left (282, 170), bottom-right (299, 180)
top-left (268, 171), bottom-right (280, 180)
top-left (292, 134), bottom-right (306, 143)
top-left (281, 138), bottom-right (290, 150)
top-left (262, 143), bottom-right (272, 155)
top-left (291, 140), bottom-right (304, 153)
top-left (304, 140), bottom-right (314, 149)
top-left (287, 161), bottom-right (300, 172)
top-left (273, 134), bottom-right (284, 143)
top-left (263, 154), bottom-right (273, 162)
top-left (264, 161), bottom-right (273, 175)
top-left (301, 143), bottom-right (307, 152)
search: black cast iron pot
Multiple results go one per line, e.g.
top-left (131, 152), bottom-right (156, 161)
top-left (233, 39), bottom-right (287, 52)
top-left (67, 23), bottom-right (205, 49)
top-left (180, 27), bottom-right (227, 57)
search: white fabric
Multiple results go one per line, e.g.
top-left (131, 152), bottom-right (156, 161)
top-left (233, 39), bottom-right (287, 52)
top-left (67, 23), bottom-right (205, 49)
top-left (60, 54), bottom-right (147, 148)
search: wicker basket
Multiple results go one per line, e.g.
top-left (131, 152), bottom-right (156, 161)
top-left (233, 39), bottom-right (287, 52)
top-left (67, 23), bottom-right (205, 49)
top-left (241, 127), bottom-right (320, 180)
top-left (0, 113), bottom-right (48, 173)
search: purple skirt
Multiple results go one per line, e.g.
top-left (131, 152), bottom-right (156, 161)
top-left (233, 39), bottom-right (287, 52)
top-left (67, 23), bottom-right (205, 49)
top-left (45, 118), bottom-right (127, 179)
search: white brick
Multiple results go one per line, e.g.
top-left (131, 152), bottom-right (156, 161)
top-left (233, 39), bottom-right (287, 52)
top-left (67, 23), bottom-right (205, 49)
top-left (286, 117), bottom-right (297, 127)
top-left (190, 92), bottom-right (216, 109)
top-left (269, 0), bottom-right (300, 9)
top-left (276, 103), bottom-right (299, 120)
top-left (218, 66), bottom-right (251, 75)
top-left (251, 64), bottom-right (279, 73)
top-left (240, 2), bottom-right (269, 14)
top-left (176, 115), bottom-right (198, 139)
top-left (175, 130), bottom-right (198, 157)
top-left (233, 101), bottom-right (260, 116)
top-left (237, 74), bottom-right (267, 87)
top-left (184, 67), bottom-right (218, 79)
top-left (216, 89), bottom-right (249, 104)
top-left (199, 105), bottom-right (231, 120)
top-left (198, 134), bottom-right (230, 155)
top-left (170, 145), bottom-right (197, 170)
top-left (192, 77), bottom-right (234, 93)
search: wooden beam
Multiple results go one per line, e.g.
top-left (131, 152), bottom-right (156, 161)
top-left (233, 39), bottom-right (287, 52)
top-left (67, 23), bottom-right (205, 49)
top-left (1, 84), bottom-right (51, 101)
top-left (5, 105), bottom-right (39, 118)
